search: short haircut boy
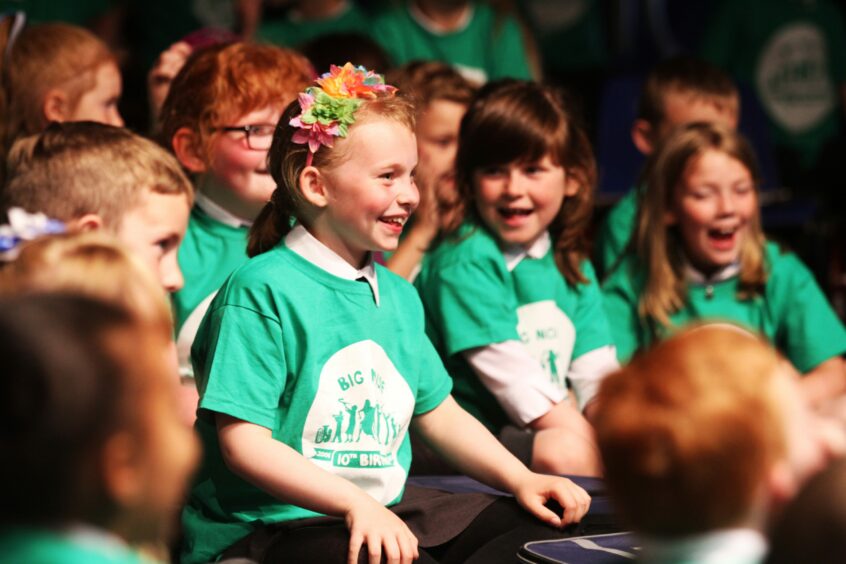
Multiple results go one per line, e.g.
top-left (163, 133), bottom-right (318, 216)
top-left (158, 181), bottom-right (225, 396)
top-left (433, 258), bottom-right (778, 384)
top-left (2, 121), bottom-right (193, 228)
top-left (387, 60), bottom-right (477, 109)
top-left (593, 325), bottom-right (790, 537)
top-left (638, 56), bottom-right (739, 129)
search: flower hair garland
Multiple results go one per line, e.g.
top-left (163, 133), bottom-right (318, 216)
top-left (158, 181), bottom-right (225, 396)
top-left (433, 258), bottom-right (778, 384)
top-left (0, 207), bottom-right (65, 261)
top-left (290, 63), bottom-right (397, 165)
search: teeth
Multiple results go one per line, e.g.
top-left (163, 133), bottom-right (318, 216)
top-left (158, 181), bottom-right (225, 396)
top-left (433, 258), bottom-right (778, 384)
top-left (383, 217), bottom-right (406, 226)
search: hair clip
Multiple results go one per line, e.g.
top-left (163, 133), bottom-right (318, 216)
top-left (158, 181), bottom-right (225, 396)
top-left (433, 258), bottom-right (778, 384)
top-left (0, 207), bottom-right (66, 261)
top-left (290, 63), bottom-right (397, 166)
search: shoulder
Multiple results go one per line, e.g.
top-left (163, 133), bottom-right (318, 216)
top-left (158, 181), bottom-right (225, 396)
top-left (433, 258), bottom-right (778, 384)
top-left (427, 224), bottom-right (504, 270)
top-left (765, 241), bottom-right (812, 281)
top-left (601, 253), bottom-right (644, 296)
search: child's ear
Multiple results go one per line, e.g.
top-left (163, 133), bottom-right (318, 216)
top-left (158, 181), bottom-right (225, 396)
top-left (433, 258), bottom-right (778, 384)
top-left (70, 213), bottom-right (105, 232)
top-left (172, 127), bottom-right (207, 173)
top-left (100, 431), bottom-right (145, 507)
top-left (631, 119), bottom-right (656, 156)
top-left (564, 171), bottom-right (581, 197)
top-left (43, 89), bottom-right (69, 123)
top-left (664, 209), bottom-right (677, 226)
top-left (299, 166), bottom-right (329, 208)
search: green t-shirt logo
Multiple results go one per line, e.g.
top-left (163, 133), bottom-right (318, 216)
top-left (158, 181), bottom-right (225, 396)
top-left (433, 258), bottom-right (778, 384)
top-left (516, 300), bottom-right (576, 390)
top-left (303, 340), bottom-right (414, 504)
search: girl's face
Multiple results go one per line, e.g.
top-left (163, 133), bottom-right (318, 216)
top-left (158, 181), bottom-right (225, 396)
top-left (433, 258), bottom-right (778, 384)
top-left (667, 149), bottom-right (757, 274)
top-left (206, 105), bottom-right (282, 218)
top-left (316, 119), bottom-right (419, 267)
top-left (68, 61), bottom-right (124, 127)
top-left (473, 153), bottom-right (576, 248)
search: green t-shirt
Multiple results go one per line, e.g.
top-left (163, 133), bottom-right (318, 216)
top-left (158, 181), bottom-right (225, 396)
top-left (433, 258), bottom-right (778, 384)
top-left (0, 529), bottom-right (148, 564)
top-left (373, 2), bottom-right (532, 83)
top-left (701, 0), bottom-right (846, 167)
top-left (415, 223), bottom-right (614, 432)
top-left (181, 242), bottom-right (452, 564)
top-left (602, 242), bottom-right (846, 371)
top-left (594, 186), bottom-right (638, 279)
top-left (256, 2), bottom-right (369, 48)
top-left (172, 205), bottom-right (249, 376)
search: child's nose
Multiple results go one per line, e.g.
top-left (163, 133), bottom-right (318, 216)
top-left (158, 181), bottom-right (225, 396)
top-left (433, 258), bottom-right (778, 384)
top-left (161, 257), bottom-right (185, 293)
top-left (503, 170), bottom-right (526, 196)
top-left (398, 176), bottom-right (420, 209)
top-left (717, 191), bottom-right (737, 215)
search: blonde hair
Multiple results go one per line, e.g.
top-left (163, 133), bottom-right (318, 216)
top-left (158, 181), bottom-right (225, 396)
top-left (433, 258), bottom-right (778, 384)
top-left (448, 80), bottom-right (596, 285)
top-left (3, 122), bottom-right (194, 229)
top-left (594, 324), bottom-right (788, 537)
top-left (0, 21), bottom-right (116, 157)
top-left (248, 94), bottom-right (415, 257)
top-left (0, 232), bottom-right (173, 328)
top-left (636, 121), bottom-right (766, 325)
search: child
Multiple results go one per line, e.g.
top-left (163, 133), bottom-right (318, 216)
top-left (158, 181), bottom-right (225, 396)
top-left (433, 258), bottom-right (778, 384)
top-left (0, 294), bottom-right (199, 563)
top-left (373, 0), bottom-right (535, 83)
top-left (593, 324), bottom-right (827, 564)
top-left (158, 41), bottom-right (312, 378)
top-left (602, 121), bottom-right (846, 409)
top-left (0, 19), bottom-right (123, 165)
top-left (183, 64), bottom-right (591, 564)
top-left (0, 232), bottom-right (171, 327)
top-left (2, 121), bottom-right (194, 293)
top-left (594, 57), bottom-right (739, 277)
top-left (385, 61), bottom-right (476, 280)
top-left (414, 80), bottom-right (618, 477)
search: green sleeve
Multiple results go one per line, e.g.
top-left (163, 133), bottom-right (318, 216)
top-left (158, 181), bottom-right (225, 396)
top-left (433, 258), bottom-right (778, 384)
top-left (601, 263), bottom-right (646, 363)
top-left (594, 189), bottom-right (638, 278)
top-left (572, 261), bottom-right (616, 358)
top-left (403, 284), bottom-right (453, 414)
top-left (769, 253), bottom-right (846, 372)
top-left (422, 257), bottom-right (520, 356)
top-left (195, 304), bottom-right (287, 429)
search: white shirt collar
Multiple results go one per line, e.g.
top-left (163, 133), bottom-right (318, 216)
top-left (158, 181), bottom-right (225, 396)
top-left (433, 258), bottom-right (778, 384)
top-left (285, 224), bottom-right (380, 306)
top-left (195, 191), bottom-right (253, 228)
top-left (502, 231), bottom-right (552, 272)
top-left (641, 528), bottom-right (767, 564)
top-left (409, 1), bottom-right (473, 35)
top-left (684, 259), bottom-right (741, 285)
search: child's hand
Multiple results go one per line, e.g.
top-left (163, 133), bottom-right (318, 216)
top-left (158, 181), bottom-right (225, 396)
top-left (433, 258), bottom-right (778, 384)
top-left (344, 496), bottom-right (419, 564)
top-left (513, 472), bottom-right (591, 528)
top-left (147, 41), bottom-right (193, 121)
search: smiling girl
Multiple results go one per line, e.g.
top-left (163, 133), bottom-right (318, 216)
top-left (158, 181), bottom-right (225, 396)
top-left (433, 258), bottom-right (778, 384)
top-left (414, 80), bottom-right (618, 477)
top-left (181, 64), bottom-right (591, 564)
top-left (602, 121), bottom-right (846, 409)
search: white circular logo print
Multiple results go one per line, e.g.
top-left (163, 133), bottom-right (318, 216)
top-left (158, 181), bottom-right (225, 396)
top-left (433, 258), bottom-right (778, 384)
top-left (756, 23), bottom-right (836, 133)
top-left (302, 340), bottom-right (415, 504)
top-left (516, 300), bottom-right (576, 391)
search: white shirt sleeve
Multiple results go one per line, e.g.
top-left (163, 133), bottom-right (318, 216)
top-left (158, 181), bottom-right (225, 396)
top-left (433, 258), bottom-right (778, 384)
top-left (463, 340), bottom-right (567, 426)
top-left (567, 345), bottom-right (620, 410)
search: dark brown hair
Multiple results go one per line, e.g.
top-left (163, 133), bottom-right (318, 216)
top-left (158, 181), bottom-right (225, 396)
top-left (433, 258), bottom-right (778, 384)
top-left (448, 79), bottom-right (596, 285)
top-left (638, 56), bottom-right (739, 127)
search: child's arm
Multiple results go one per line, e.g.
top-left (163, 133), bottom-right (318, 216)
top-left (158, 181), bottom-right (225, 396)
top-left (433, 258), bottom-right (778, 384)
top-left (411, 396), bottom-right (591, 527)
top-left (216, 413), bottom-right (419, 564)
top-left (800, 356), bottom-right (846, 409)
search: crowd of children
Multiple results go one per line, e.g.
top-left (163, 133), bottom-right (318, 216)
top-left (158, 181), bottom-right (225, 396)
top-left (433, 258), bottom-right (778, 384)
top-left (2, 4), bottom-right (846, 564)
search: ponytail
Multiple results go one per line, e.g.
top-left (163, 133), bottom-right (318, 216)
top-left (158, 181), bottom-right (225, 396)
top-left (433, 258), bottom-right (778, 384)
top-left (247, 189), bottom-right (295, 257)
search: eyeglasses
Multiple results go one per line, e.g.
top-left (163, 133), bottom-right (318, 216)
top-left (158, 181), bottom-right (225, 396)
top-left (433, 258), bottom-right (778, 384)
top-left (213, 124), bottom-right (275, 150)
